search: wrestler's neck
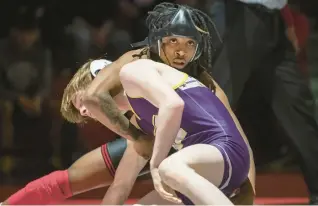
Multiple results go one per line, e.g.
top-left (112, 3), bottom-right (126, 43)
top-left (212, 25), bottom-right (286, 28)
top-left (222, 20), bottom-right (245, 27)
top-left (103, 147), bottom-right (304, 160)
top-left (149, 50), bottom-right (196, 75)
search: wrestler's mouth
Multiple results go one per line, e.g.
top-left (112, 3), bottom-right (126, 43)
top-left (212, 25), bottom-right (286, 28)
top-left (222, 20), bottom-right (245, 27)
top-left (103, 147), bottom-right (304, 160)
top-left (173, 61), bottom-right (185, 66)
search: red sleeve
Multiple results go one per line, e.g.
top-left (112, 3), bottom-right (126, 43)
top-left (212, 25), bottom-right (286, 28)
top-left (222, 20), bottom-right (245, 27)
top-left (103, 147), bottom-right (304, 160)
top-left (293, 11), bottom-right (310, 49)
top-left (280, 5), bottom-right (294, 27)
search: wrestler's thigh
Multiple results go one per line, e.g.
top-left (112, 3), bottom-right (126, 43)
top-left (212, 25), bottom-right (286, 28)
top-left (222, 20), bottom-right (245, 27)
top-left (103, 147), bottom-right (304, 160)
top-left (136, 190), bottom-right (183, 205)
top-left (68, 146), bottom-right (113, 195)
top-left (105, 137), bottom-right (152, 178)
top-left (160, 144), bottom-right (225, 187)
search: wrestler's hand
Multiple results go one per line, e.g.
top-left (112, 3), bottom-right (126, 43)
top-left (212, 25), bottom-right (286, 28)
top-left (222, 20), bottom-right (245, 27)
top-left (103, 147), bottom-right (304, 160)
top-left (133, 136), bottom-right (154, 159)
top-left (151, 168), bottom-right (182, 204)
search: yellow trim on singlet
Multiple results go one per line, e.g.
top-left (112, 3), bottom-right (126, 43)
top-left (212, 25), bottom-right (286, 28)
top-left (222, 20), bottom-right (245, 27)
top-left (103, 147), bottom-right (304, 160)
top-left (152, 115), bottom-right (157, 135)
top-left (152, 115), bottom-right (156, 126)
top-left (172, 73), bottom-right (189, 90)
top-left (126, 73), bottom-right (188, 121)
top-left (125, 73), bottom-right (189, 99)
top-left (125, 94), bottom-right (142, 99)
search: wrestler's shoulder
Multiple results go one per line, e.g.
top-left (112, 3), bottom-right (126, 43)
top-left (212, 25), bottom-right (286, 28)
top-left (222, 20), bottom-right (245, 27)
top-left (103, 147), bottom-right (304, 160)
top-left (103, 49), bottom-right (148, 75)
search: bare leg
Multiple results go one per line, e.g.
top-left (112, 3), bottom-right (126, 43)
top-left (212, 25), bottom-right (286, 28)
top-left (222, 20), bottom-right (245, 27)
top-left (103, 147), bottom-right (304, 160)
top-left (68, 146), bottom-right (113, 195)
top-left (158, 144), bottom-right (233, 205)
top-left (3, 146), bottom-right (113, 205)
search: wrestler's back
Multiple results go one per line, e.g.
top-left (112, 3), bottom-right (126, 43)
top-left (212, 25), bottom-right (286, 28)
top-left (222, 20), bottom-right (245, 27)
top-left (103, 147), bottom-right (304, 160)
top-left (125, 66), bottom-right (246, 151)
top-left (122, 61), bottom-right (254, 194)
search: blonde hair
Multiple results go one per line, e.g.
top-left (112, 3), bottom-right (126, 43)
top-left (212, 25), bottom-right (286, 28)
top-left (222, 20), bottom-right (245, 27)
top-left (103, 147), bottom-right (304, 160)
top-left (60, 60), bottom-right (94, 123)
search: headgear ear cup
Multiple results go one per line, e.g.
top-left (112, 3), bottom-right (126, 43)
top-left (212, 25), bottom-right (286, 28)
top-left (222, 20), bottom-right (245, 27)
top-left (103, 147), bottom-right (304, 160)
top-left (90, 59), bottom-right (113, 77)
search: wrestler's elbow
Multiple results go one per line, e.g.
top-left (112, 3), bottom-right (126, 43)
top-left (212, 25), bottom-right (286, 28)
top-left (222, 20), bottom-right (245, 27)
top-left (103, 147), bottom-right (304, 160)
top-left (171, 96), bottom-right (184, 109)
top-left (84, 83), bottom-right (104, 99)
top-left (162, 95), bottom-right (184, 113)
top-left (81, 90), bottom-right (102, 109)
top-left (83, 84), bottom-right (110, 106)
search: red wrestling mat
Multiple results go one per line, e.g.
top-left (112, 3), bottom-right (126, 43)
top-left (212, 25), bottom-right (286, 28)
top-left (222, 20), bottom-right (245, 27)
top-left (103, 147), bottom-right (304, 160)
top-left (60, 172), bottom-right (309, 205)
top-left (0, 173), bottom-right (309, 205)
top-left (61, 197), bottom-right (309, 205)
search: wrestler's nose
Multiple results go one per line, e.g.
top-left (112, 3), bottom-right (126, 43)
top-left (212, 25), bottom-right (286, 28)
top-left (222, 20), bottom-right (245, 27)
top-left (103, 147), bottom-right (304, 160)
top-left (176, 50), bottom-right (185, 57)
top-left (80, 106), bottom-right (88, 117)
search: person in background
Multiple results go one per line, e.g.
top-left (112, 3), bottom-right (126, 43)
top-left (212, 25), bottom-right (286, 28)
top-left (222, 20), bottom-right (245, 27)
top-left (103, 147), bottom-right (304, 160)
top-left (0, 5), bottom-right (53, 179)
top-left (281, 1), bottom-right (310, 77)
top-left (207, 0), bottom-right (318, 204)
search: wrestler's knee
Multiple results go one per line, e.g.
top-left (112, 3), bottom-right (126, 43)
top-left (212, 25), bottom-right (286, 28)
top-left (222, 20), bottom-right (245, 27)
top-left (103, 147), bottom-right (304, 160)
top-left (158, 158), bottom-right (190, 189)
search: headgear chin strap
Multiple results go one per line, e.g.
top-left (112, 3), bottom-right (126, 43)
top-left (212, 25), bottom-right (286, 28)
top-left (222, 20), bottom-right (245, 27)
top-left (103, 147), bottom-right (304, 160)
top-left (90, 59), bottom-right (112, 77)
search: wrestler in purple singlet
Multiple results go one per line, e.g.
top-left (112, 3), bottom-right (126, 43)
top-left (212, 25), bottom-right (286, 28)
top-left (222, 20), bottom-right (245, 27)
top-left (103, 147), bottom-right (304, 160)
top-left (127, 73), bottom-right (250, 205)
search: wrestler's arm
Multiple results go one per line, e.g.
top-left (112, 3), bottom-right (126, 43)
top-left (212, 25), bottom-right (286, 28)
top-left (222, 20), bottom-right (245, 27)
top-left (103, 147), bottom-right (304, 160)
top-left (120, 59), bottom-right (184, 169)
top-left (82, 50), bottom-right (144, 141)
top-left (102, 140), bottom-right (148, 205)
top-left (102, 115), bottom-right (150, 205)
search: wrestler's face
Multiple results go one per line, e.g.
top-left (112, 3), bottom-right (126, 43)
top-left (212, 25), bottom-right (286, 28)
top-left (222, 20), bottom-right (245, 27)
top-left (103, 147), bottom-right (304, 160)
top-left (72, 90), bottom-right (95, 119)
top-left (160, 36), bottom-right (197, 69)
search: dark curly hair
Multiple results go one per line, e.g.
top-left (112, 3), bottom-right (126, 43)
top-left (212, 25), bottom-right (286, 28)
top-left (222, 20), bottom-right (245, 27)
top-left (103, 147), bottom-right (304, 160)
top-left (145, 2), bottom-right (222, 70)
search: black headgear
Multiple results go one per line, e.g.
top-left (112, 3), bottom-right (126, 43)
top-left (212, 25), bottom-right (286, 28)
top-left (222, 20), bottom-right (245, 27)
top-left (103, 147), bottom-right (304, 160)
top-left (132, 6), bottom-right (207, 62)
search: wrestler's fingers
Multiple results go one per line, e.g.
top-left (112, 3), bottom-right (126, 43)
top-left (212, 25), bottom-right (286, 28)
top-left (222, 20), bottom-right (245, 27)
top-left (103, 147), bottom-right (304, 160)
top-left (133, 204), bottom-right (153, 206)
top-left (156, 184), bottom-right (173, 197)
top-left (165, 186), bottom-right (182, 204)
top-left (158, 186), bottom-right (182, 204)
top-left (161, 194), bottom-right (182, 204)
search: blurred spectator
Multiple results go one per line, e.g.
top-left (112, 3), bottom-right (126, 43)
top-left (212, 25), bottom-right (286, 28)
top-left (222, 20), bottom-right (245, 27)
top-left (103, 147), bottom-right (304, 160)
top-left (175, 0), bottom-right (197, 7)
top-left (205, 1), bottom-right (318, 204)
top-left (294, 0), bottom-right (318, 31)
top-left (282, 2), bottom-right (310, 77)
top-left (237, 1), bottom-right (311, 169)
top-left (70, 16), bottom-right (131, 64)
top-left (207, 0), bottom-right (226, 36)
top-left (0, 5), bottom-right (53, 180)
